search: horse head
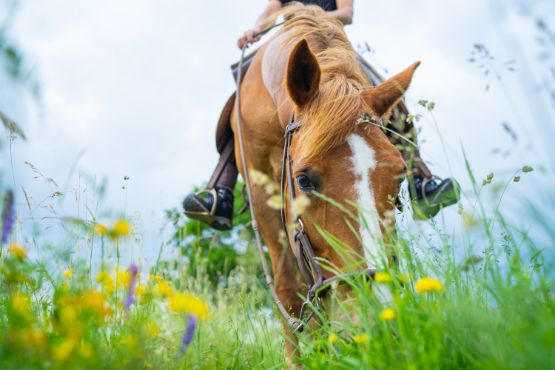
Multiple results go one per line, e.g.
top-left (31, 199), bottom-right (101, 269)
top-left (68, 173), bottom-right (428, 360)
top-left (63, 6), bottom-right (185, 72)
top-left (284, 39), bottom-right (419, 282)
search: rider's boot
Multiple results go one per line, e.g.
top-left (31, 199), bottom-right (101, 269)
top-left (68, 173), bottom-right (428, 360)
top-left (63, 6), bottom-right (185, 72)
top-left (409, 175), bottom-right (461, 220)
top-left (182, 186), bottom-right (234, 231)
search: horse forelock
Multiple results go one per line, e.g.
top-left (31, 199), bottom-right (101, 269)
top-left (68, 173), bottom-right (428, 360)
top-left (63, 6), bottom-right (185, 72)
top-left (275, 4), bottom-right (374, 164)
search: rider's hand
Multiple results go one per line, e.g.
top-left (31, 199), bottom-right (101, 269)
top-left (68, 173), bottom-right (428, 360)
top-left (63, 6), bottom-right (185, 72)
top-left (237, 29), bottom-right (262, 49)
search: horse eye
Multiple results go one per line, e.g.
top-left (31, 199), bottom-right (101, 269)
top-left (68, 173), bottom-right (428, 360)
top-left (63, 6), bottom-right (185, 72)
top-left (296, 173), bottom-right (318, 192)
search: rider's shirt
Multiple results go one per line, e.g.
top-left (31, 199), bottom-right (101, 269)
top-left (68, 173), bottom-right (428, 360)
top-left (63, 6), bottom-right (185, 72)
top-left (279, 0), bottom-right (338, 11)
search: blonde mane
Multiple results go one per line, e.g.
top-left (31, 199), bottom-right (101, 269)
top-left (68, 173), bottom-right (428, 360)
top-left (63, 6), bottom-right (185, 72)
top-left (276, 4), bottom-right (373, 162)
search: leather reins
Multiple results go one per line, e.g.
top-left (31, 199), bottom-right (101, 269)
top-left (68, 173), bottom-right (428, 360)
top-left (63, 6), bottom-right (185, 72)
top-left (235, 26), bottom-right (377, 333)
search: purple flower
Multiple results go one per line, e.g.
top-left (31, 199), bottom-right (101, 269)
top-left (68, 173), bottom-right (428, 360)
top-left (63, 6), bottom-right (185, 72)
top-left (180, 315), bottom-right (197, 353)
top-left (123, 263), bottom-right (138, 314)
top-left (1, 190), bottom-right (15, 246)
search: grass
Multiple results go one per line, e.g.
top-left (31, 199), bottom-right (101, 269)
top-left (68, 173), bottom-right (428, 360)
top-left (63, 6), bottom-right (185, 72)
top-left (0, 161), bottom-right (554, 370)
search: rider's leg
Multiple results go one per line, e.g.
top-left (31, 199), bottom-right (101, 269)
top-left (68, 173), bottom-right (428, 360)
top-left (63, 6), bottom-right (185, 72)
top-left (356, 55), bottom-right (460, 219)
top-left (182, 93), bottom-right (239, 231)
top-left (388, 105), bottom-right (460, 219)
top-left (182, 138), bottom-right (237, 231)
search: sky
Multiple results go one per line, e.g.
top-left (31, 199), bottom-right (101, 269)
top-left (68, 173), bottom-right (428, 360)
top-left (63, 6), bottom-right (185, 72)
top-left (1, 0), bottom-right (555, 266)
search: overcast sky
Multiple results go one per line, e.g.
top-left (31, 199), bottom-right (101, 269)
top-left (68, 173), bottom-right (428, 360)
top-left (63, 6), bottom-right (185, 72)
top-left (2, 0), bottom-right (555, 265)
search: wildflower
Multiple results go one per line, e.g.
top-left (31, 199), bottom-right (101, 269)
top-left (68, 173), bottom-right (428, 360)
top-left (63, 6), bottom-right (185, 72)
top-left (147, 323), bottom-right (160, 337)
top-left (96, 271), bottom-right (115, 294)
top-left (29, 328), bottom-right (47, 348)
top-left (112, 219), bottom-right (131, 238)
top-left (155, 280), bottom-right (173, 297)
top-left (1, 190), bottom-right (15, 245)
top-left (352, 333), bottom-right (369, 345)
top-left (180, 315), bottom-right (197, 353)
top-left (82, 290), bottom-right (111, 317)
top-left (63, 267), bottom-right (73, 279)
top-left (11, 293), bottom-right (33, 322)
top-left (292, 194), bottom-right (310, 215)
top-left (116, 267), bottom-right (132, 288)
top-left (123, 264), bottom-right (138, 313)
top-left (251, 170), bottom-right (270, 185)
top-left (52, 338), bottom-right (76, 361)
top-left (328, 333), bottom-right (338, 345)
top-left (168, 293), bottom-right (209, 320)
top-left (8, 244), bottom-right (27, 259)
top-left (379, 308), bottom-right (396, 321)
top-left (266, 195), bottom-right (282, 210)
top-left (415, 277), bottom-right (444, 293)
top-left (374, 272), bottom-right (392, 283)
top-left (93, 223), bottom-right (108, 236)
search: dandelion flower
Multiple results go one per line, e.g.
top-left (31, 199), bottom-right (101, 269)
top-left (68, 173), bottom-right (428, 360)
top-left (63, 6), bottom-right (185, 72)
top-left (63, 267), bottom-right (73, 279)
top-left (8, 244), bottom-right (27, 259)
top-left (96, 271), bottom-right (115, 294)
top-left (168, 293), bottom-right (209, 320)
top-left (379, 308), bottom-right (396, 321)
top-left (93, 223), bottom-right (108, 236)
top-left (415, 277), bottom-right (444, 293)
top-left (155, 280), bottom-right (173, 297)
top-left (352, 333), bottom-right (369, 345)
top-left (81, 290), bottom-right (111, 317)
top-left (11, 293), bottom-right (33, 322)
top-left (328, 333), bottom-right (338, 345)
top-left (112, 219), bottom-right (131, 237)
top-left (374, 272), bottom-right (392, 283)
top-left (52, 338), bottom-right (76, 361)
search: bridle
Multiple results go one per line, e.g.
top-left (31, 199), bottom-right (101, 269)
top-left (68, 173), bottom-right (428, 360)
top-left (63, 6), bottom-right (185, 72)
top-left (234, 28), bottom-right (378, 333)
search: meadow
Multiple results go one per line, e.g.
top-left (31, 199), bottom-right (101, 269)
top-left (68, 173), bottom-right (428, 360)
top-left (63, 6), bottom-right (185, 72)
top-left (0, 158), bottom-right (554, 369)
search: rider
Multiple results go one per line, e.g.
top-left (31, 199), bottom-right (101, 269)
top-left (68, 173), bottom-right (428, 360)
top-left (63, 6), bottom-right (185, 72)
top-left (183, 0), bottom-right (460, 230)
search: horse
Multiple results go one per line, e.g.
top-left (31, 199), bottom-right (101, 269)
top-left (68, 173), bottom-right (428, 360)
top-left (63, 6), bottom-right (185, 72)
top-left (230, 4), bottom-right (419, 362)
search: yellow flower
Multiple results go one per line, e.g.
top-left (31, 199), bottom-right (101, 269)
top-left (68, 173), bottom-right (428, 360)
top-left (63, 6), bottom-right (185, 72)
top-left (81, 290), bottom-right (111, 317)
top-left (168, 293), bottom-right (209, 320)
top-left (29, 328), bottom-right (47, 348)
top-left (327, 333), bottom-right (338, 345)
top-left (116, 267), bottom-right (131, 288)
top-left (155, 280), bottom-right (173, 297)
top-left (12, 293), bottom-right (33, 322)
top-left (93, 224), bottom-right (108, 236)
top-left (415, 277), bottom-right (444, 294)
top-left (96, 271), bottom-right (115, 294)
top-left (52, 338), bottom-right (76, 361)
top-left (112, 219), bottom-right (131, 237)
top-left (147, 323), bottom-right (160, 337)
top-left (352, 333), bottom-right (369, 345)
top-left (379, 308), bottom-right (396, 321)
top-left (375, 272), bottom-right (392, 283)
top-left (8, 244), bottom-right (27, 259)
top-left (63, 268), bottom-right (73, 279)
top-left (59, 306), bottom-right (77, 325)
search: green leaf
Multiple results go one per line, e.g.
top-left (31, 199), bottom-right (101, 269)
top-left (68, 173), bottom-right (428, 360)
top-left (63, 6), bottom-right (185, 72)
top-left (522, 165), bottom-right (533, 173)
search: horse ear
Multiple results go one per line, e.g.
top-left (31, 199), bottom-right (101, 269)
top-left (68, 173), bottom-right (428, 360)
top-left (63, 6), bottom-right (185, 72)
top-left (364, 61), bottom-right (421, 117)
top-left (286, 39), bottom-right (321, 107)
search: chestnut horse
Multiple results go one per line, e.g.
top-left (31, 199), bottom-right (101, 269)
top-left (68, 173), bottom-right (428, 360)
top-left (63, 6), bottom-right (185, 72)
top-left (230, 4), bottom-right (419, 362)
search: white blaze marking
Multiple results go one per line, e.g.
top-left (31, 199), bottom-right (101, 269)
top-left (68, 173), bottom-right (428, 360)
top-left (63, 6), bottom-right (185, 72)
top-left (347, 134), bottom-right (384, 269)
